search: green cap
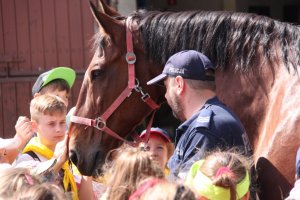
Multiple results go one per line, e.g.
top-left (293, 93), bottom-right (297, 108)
top-left (32, 67), bottom-right (76, 95)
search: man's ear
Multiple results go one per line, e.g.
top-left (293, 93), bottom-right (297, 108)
top-left (175, 76), bottom-right (185, 95)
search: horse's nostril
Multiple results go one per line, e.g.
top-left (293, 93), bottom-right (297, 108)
top-left (70, 150), bottom-right (79, 166)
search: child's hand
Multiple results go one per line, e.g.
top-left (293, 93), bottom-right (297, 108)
top-left (0, 149), bottom-right (8, 163)
top-left (53, 134), bottom-right (69, 167)
top-left (15, 116), bottom-right (34, 144)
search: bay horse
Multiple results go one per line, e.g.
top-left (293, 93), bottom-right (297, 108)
top-left (68, 1), bottom-right (300, 199)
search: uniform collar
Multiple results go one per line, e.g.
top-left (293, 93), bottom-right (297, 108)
top-left (205, 96), bottom-right (219, 104)
top-left (177, 96), bottom-right (218, 131)
top-left (174, 96), bottom-right (217, 144)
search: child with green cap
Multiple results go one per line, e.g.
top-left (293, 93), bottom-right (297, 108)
top-left (31, 66), bottom-right (76, 107)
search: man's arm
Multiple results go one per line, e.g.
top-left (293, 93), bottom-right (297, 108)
top-left (177, 128), bottom-right (216, 179)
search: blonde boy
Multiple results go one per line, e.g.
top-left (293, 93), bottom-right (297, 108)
top-left (5, 67), bottom-right (75, 164)
top-left (14, 95), bottom-right (94, 200)
top-left (14, 95), bottom-right (72, 186)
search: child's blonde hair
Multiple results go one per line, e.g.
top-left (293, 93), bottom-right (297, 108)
top-left (30, 94), bottom-right (67, 122)
top-left (129, 178), bottom-right (197, 200)
top-left (14, 182), bottom-right (71, 200)
top-left (103, 146), bottom-right (165, 200)
top-left (0, 167), bottom-right (41, 198)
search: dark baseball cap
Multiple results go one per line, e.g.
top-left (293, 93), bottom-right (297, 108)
top-left (147, 50), bottom-right (215, 85)
top-left (140, 127), bottom-right (172, 142)
top-left (32, 67), bottom-right (76, 96)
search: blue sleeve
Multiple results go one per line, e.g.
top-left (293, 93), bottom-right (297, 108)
top-left (173, 127), bottom-right (217, 180)
top-left (181, 127), bottom-right (217, 164)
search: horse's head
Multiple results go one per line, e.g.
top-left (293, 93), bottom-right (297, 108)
top-left (68, 1), bottom-right (164, 175)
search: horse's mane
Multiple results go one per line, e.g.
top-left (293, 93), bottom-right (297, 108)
top-left (131, 10), bottom-right (300, 72)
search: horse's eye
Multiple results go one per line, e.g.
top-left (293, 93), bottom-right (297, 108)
top-left (91, 69), bottom-right (104, 80)
top-left (100, 39), bottom-right (107, 48)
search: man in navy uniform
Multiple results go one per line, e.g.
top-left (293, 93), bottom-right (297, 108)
top-left (147, 50), bottom-right (252, 180)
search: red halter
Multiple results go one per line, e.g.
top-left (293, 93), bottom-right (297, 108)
top-left (70, 18), bottom-right (159, 146)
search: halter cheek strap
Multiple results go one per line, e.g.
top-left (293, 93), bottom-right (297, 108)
top-left (70, 18), bottom-right (159, 146)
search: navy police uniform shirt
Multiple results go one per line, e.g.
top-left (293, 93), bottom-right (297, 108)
top-left (167, 96), bottom-right (252, 180)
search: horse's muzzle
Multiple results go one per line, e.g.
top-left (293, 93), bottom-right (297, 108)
top-left (69, 148), bottom-right (103, 176)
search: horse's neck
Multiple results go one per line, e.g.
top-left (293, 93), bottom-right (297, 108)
top-left (255, 63), bottom-right (300, 158)
top-left (215, 62), bottom-right (279, 148)
top-left (217, 61), bottom-right (300, 157)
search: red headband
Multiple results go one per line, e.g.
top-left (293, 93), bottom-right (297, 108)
top-left (129, 178), bottom-right (163, 200)
top-left (215, 167), bottom-right (236, 180)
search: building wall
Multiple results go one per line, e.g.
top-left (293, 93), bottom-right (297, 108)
top-left (150, 0), bottom-right (223, 11)
top-left (147, 0), bottom-right (300, 22)
top-left (0, 0), bottom-right (96, 138)
top-left (236, 0), bottom-right (300, 22)
top-left (111, 0), bottom-right (300, 23)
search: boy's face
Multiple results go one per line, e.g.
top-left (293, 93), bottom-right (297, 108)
top-left (35, 112), bottom-right (66, 150)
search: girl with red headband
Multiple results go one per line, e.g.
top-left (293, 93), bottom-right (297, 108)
top-left (186, 149), bottom-right (252, 200)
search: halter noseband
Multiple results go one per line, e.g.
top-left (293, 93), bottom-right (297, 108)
top-left (70, 18), bottom-right (159, 146)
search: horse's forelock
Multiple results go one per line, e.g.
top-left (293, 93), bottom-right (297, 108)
top-left (91, 31), bottom-right (110, 54)
top-left (132, 10), bottom-right (300, 72)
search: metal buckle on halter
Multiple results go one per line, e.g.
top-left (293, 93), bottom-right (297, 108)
top-left (94, 117), bottom-right (106, 131)
top-left (134, 79), bottom-right (141, 92)
top-left (134, 79), bottom-right (151, 102)
top-left (141, 93), bottom-right (150, 102)
top-left (126, 52), bottom-right (136, 64)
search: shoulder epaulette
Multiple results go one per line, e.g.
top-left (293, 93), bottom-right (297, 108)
top-left (195, 108), bottom-right (212, 128)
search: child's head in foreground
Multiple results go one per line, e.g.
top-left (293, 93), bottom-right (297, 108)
top-left (186, 148), bottom-right (252, 200)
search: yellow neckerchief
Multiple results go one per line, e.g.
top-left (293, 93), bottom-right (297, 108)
top-left (186, 160), bottom-right (250, 200)
top-left (164, 167), bottom-right (170, 177)
top-left (95, 175), bottom-right (106, 183)
top-left (23, 137), bottom-right (78, 200)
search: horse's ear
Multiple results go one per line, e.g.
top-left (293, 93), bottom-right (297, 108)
top-left (97, 0), bottom-right (120, 17)
top-left (89, 1), bottom-right (121, 37)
